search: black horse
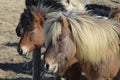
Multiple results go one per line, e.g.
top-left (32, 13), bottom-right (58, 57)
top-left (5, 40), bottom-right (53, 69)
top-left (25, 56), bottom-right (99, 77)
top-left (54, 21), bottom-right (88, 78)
top-left (85, 4), bottom-right (112, 18)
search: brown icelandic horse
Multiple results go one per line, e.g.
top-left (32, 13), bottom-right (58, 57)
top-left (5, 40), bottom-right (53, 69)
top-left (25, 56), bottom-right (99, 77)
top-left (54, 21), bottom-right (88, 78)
top-left (16, 8), bottom-right (45, 80)
top-left (43, 11), bottom-right (120, 80)
top-left (16, 1), bottom-right (87, 80)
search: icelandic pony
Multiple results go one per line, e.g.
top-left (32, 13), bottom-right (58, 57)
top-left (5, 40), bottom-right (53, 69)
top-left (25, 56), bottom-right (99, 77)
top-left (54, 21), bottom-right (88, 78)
top-left (16, 1), bottom-right (86, 80)
top-left (16, 6), bottom-right (86, 80)
top-left (43, 11), bottom-right (120, 80)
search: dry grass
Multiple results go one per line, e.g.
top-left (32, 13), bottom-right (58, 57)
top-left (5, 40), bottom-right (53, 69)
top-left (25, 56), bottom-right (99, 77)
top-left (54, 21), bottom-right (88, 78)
top-left (0, 0), bottom-right (31, 80)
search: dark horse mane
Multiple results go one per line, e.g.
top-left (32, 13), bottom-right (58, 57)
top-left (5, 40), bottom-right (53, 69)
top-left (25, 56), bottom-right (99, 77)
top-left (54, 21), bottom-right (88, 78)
top-left (85, 4), bottom-right (112, 17)
top-left (16, 8), bottom-right (34, 37)
top-left (19, 9), bottom-right (34, 30)
top-left (25, 0), bottom-right (39, 8)
top-left (16, 0), bottom-right (66, 34)
top-left (22, 0), bottom-right (66, 27)
top-left (25, 0), bottom-right (66, 11)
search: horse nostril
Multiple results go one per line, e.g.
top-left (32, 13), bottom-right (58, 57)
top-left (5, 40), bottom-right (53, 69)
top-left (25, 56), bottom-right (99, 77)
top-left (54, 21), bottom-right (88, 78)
top-left (44, 63), bottom-right (58, 73)
top-left (17, 47), bottom-right (23, 55)
top-left (45, 63), bottom-right (49, 71)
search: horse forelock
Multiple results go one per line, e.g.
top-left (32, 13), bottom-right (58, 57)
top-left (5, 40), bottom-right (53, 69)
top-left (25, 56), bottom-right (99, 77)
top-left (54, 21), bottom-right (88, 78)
top-left (44, 12), bottom-right (63, 48)
top-left (43, 11), bottom-right (74, 48)
top-left (20, 9), bottom-right (34, 29)
top-left (19, 6), bottom-right (46, 31)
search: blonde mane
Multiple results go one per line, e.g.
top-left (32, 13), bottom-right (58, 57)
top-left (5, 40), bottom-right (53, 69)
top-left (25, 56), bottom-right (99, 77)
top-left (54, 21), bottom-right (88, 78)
top-left (44, 11), bottom-right (120, 64)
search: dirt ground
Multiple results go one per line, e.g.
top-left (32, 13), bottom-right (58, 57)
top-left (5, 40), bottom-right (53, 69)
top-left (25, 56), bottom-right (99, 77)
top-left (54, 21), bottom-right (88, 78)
top-left (0, 0), bottom-right (119, 80)
top-left (0, 0), bottom-right (32, 80)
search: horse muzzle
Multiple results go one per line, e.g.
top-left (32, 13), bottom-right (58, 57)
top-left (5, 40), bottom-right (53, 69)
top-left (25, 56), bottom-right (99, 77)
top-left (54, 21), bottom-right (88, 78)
top-left (44, 63), bottom-right (58, 74)
top-left (17, 46), bottom-right (29, 56)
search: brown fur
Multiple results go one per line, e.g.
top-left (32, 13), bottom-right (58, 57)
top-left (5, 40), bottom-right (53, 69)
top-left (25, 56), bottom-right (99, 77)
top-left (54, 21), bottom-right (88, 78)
top-left (18, 12), bottom-right (44, 53)
top-left (44, 11), bottom-right (120, 80)
top-left (65, 59), bottom-right (82, 80)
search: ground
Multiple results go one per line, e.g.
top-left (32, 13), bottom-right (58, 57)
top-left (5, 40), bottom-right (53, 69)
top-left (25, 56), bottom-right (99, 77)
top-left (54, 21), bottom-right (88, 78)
top-left (0, 0), bottom-right (119, 80)
top-left (0, 0), bottom-right (32, 80)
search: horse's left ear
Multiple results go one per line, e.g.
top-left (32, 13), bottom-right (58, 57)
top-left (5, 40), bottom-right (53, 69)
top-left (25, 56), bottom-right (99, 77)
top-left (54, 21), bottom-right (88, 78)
top-left (31, 11), bottom-right (44, 25)
top-left (31, 11), bottom-right (39, 21)
top-left (60, 15), bottom-right (70, 33)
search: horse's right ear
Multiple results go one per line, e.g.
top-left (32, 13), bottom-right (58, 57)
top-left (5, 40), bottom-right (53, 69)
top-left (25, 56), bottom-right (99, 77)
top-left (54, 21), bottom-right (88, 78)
top-left (30, 5), bottom-right (40, 20)
top-left (31, 10), bottom-right (39, 21)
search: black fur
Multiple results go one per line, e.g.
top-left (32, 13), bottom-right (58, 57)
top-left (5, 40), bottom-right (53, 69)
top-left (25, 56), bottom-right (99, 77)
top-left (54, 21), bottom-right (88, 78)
top-left (41, 0), bottom-right (65, 11)
top-left (85, 4), bottom-right (112, 17)
top-left (16, 8), bottom-right (34, 37)
top-left (25, 0), bottom-right (66, 11)
top-left (20, 9), bottom-right (34, 28)
top-left (25, 0), bottom-right (39, 8)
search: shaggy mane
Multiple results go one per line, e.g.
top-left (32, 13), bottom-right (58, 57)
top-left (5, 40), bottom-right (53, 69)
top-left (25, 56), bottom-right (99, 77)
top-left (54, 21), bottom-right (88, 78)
top-left (29, 0), bottom-right (85, 15)
top-left (44, 11), bottom-right (120, 64)
top-left (19, 9), bottom-right (34, 29)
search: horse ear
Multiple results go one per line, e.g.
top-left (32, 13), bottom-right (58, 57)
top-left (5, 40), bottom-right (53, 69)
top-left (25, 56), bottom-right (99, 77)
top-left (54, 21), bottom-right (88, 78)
top-left (31, 10), bottom-right (44, 25)
top-left (31, 11), bottom-right (38, 20)
top-left (60, 15), bottom-right (70, 33)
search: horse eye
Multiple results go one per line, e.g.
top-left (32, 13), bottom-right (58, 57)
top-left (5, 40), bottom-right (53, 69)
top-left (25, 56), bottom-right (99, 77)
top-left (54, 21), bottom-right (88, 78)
top-left (27, 24), bottom-right (34, 31)
top-left (28, 27), bottom-right (34, 31)
top-left (30, 32), bottom-right (34, 41)
top-left (65, 57), bottom-right (68, 61)
top-left (57, 35), bottom-right (63, 41)
top-left (58, 37), bottom-right (62, 41)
